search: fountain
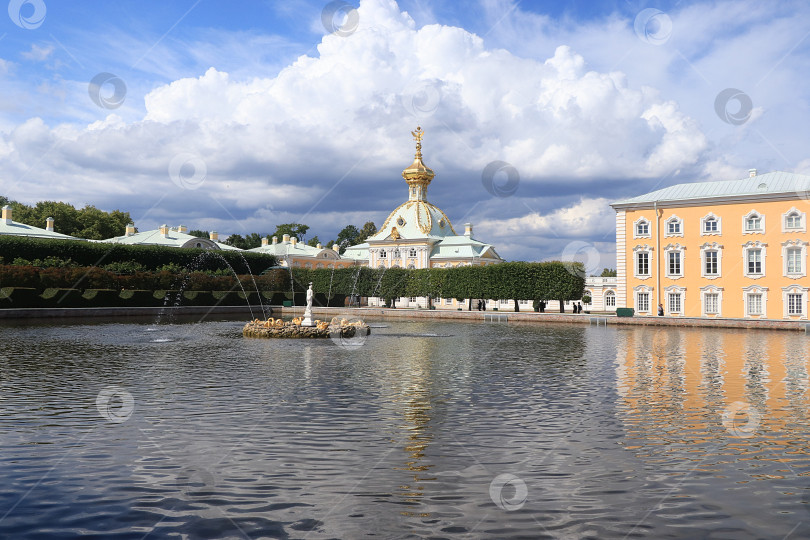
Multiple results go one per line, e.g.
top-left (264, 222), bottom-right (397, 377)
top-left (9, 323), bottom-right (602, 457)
top-left (242, 279), bottom-right (370, 339)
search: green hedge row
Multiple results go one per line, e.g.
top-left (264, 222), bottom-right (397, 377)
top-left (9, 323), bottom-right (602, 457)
top-left (278, 261), bottom-right (585, 311)
top-left (0, 236), bottom-right (276, 274)
top-left (0, 264), bottom-right (288, 292)
top-left (0, 287), bottom-right (346, 309)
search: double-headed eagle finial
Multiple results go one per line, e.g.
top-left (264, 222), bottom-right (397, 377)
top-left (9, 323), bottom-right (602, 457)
top-left (411, 126), bottom-right (424, 156)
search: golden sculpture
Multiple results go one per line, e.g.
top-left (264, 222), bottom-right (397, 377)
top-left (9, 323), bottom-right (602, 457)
top-left (390, 227), bottom-right (401, 240)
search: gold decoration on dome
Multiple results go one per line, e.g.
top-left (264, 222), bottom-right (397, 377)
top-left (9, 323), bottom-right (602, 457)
top-left (402, 126), bottom-right (435, 183)
top-left (390, 227), bottom-right (401, 240)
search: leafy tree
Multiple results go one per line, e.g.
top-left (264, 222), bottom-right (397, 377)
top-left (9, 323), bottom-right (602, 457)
top-left (307, 236), bottom-right (321, 247)
top-left (188, 229), bottom-right (209, 239)
top-left (335, 225), bottom-right (361, 253)
top-left (272, 223), bottom-right (309, 243)
top-left (600, 268), bottom-right (617, 277)
top-left (224, 232), bottom-right (265, 250)
top-left (357, 221), bottom-right (377, 243)
top-left (8, 200), bottom-right (131, 240)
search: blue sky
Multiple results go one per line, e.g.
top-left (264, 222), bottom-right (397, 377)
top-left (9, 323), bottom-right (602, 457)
top-left (2, 0), bottom-right (810, 267)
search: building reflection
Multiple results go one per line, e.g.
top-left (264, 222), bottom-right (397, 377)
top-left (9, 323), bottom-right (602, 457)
top-left (615, 326), bottom-right (810, 460)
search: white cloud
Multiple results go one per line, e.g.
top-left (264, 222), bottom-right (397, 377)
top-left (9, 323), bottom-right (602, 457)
top-left (0, 0), bottom-right (717, 261)
top-left (21, 44), bottom-right (55, 62)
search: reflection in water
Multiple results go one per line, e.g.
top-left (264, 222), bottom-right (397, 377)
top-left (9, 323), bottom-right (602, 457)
top-left (1, 320), bottom-right (810, 538)
top-left (616, 326), bottom-right (810, 463)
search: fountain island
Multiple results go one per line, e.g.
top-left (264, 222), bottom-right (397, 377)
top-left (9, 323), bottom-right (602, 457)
top-left (243, 283), bottom-right (370, 339)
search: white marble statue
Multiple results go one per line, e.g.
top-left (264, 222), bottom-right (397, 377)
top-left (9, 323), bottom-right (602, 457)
top-left (301, 282), bottom-right (314, 327)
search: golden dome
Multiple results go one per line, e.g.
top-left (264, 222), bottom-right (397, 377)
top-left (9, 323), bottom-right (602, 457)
top-left (402, 126), bottom-right (434, 184)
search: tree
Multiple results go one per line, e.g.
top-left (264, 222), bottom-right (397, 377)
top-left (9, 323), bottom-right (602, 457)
top-left (224, 233), bottom-right (265, 250)
top-left (307, 236), bottom-right (321, 247)
top-left (357, 221), bottom-right (377, 243)
top-left (272, 223), bottom-right (309, 243)
top-left (335, 225), bottom-right (361, 253)
top-left (600, 268), bottom-right (617, 277)
top-left (188, 230), bottom-right (209, 239)
top-left (7, 199), bottom-right (131, 240)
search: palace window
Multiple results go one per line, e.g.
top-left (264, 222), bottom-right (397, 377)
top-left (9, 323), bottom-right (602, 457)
top-left (705, 293), bottom-right (718, 314)
top-left (393, 249), bottom-right (401, 258)
top-left (788, 293), bottom-right (803, 315)
top-left (705, 250), bottom-right (718, 275)
top-left (605, 291), bottom-right (616, 307)
top-left (664, 244), bottom-right (684, 279)
top-left (782, 240), bottom-right (808, 278)
top-left (787, 248), bottom-right (802, 274)
top-left (668, 292), bottom-right (682, 314)
top-left (782, 285), bottom-right (808, 318)
top-left (668, 251), bottom-right (681, 277)
top-left (742, 241), bottom-right (767, 278)
top-left (634, 285), bottom-right (653, 313)
top-left (782, 207), bottom-right (806, 232)
top-left (665, 215), bottom-right (683, 237)
top-left (743, 210), bottom-right (765, 234)
top-left (409, 248), bottom-right (417, 258)
top-left (634, 218), bottom-right (651, 238)
top-left (379, 249), bottom-right (387, 258)
top-left (701, 213), bottom-right (722, 235)
top-left (634, 246), bottom-right (653, 279)
top-left (743, 285), bottom-right (768, 317)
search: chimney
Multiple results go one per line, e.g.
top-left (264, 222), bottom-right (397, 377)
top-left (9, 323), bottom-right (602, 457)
top-left (282, 234), bottom-right (290, 243)
top-left (332, 244), bottom-right (339, 252)
top-left (291, 237), bottom-right (298, 246)
top-left (749, 168), bottom-right (757, 178)
top-left (316, 243), bottom-right (322, 249)
top-left (261, 237), bottom-right (269, 247)
top-left (159, 224), bottom-right (169, 237)
top-left (272, 236), bottom-right (278, 245)
top-left (464, 223), bottom-right (473, 237)
top-left (125, 223), bottom-right (136, 236)
top-left (45, 217), bottom-right (54, 232)
top-left (2, 205), bottom-right (12, 224)
top-left (178, 224), bottom-right (188, 233)
top-left (209, 231), bottom-right (219, 242)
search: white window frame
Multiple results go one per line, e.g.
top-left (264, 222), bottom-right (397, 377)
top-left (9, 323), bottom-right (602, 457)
top-left (742, 285), bottom-right (768, 318)
top-left (605, 290), bottom-right (616, 307)
top-left (700, 212), bottom-right (722, 236)
top-left (782, 207), bottom-right (806, 233)
top-left (408, 248), bottom-right (417, 258)
top-left (664, 285), bottom-right (685, 315)
top-left (742, 241), bottom-right (767, 279)
top-left (664, 215), bottom-right (684, 238)
top-left (699, 242), bottom-right (723, 279)
top-left (782, 285), bottom-right (808, 319)
top-left (664, 243), bottom-right (685, 279)
top-left (633, 217), bottom-right (651, 239)
top-left (742, 209), bottom-right (765, 234)
top-left (633, 244), bottom-right (653, 280)
top-left (633, 285), bottom-right (653, 314)
top-left (782, 239), bottom-right (808, 278)
top-left (379, 249), bottom-right (387, 258)
top-left (700, 285), bottom-right (723, 317)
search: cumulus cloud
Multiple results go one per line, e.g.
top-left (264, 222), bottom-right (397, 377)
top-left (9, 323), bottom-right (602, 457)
top-left (0, 0), bottom-right (716, 262)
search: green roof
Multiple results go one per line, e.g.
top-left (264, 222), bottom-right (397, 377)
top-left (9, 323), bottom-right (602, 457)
top-left (612, 171), bottom-right (810, 207)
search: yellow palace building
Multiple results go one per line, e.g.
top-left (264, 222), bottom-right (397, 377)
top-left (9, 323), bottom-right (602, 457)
top-left (611, 170), bottom-right (810, 319)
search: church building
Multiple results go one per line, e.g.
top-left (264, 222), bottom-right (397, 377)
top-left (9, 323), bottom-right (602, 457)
top-left (343, 127), bottom-right (502, 270)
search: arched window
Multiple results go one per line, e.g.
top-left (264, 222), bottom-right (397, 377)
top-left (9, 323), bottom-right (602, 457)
top-left (634, 219), bottom-right (650, 238)
top-left (743, 210), bottom-right (765, 233)
top-left (605, 291), bottom-right (616, 307)
top-left (665, 215), bottom-right (683, 237)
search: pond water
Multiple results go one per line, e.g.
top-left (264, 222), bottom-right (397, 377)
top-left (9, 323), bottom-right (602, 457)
top-left (0, 316), bottom-right (808, 539)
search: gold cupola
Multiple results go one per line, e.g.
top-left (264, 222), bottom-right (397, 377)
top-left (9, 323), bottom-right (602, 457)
top-left (402, 126), bottom-right (434, 202)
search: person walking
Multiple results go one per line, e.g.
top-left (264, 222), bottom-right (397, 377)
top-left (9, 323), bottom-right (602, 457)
top-left (658, 303), bottom-right (664, 316)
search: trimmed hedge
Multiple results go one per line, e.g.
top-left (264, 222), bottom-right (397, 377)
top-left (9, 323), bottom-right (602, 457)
top-left (0, 236), bottom-right (276, 274)
top-left (284, 261), bottom-right (585, 308)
